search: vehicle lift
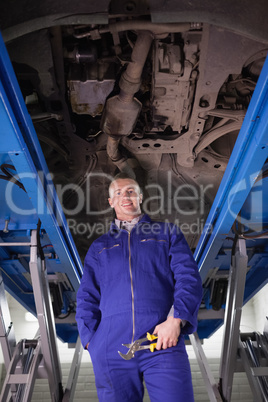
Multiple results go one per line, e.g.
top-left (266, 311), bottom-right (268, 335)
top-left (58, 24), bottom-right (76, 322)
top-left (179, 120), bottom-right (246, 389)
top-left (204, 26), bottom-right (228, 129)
top-left (0, 30), bottom-right (268, 401)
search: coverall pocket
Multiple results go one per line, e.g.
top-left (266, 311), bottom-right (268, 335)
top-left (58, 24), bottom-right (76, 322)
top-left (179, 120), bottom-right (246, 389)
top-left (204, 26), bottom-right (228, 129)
top-left (97, 242), bottom-right (124, 284)
top-left (139, 238), bottom-right (170, 276)
top-left (87, 326), bottom-right (100, 354)
top-left (87, 320), bottom-right (105, 358)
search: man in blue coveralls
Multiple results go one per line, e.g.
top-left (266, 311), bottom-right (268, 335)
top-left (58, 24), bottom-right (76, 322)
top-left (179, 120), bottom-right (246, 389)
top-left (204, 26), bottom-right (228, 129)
top-left (76, 173), bottom-right (202, 401)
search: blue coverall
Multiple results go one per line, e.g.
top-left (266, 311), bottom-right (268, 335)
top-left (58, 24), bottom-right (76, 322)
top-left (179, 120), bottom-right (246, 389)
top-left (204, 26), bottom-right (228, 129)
top-left (76, 214), bottom-right (202, 401)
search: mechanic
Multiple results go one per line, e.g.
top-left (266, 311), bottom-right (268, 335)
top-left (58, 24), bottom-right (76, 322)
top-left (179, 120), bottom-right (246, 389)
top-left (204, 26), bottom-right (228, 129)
top-left (76, 173), bottom-right (203, 401)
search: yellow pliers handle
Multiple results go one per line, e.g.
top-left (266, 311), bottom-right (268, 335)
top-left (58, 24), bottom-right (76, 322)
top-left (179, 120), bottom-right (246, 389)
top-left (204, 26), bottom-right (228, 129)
top-left (147, 332), bottom-right (158, 352)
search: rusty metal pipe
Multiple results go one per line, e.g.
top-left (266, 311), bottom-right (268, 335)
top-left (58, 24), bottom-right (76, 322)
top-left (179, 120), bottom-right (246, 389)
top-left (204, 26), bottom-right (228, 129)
top-left (102, 31), bottom-right (153, 175)
top-left (102, 31), bottom-right (153, 137)
top-left (111, 21), bottom-right (193, 35)
top-left (107, 136), bottom-right (121, 161)
top-left (73, 21), bottom-right (197, 39)
top-left (107, 136), bottom-right (136, 178)
top-left (119, 31), bottom-right (154, 96)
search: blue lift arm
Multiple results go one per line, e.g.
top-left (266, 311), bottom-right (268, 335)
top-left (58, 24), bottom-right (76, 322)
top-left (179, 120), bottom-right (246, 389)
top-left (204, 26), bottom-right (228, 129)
top-left (195, 53), bottom-right (268, 339)
top-left (0, 32), bottom-right (83, 343)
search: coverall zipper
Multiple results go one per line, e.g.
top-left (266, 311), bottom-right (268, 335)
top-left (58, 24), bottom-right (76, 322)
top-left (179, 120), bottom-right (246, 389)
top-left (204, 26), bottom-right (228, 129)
top-left (128, 231), bottom-right (135, 343)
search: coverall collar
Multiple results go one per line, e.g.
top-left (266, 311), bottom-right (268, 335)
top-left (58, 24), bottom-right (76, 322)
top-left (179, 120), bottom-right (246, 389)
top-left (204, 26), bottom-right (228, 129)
top-left (109, 214), bottom-right (152, 234)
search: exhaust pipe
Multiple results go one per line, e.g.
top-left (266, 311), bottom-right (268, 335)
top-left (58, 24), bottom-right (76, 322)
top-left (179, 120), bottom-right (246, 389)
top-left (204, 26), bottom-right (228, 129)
top-left (101, 31), bottom-right (153, 175)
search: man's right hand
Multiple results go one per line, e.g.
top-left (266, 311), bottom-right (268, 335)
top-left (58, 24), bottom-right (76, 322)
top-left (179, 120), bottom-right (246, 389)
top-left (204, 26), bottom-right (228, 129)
top-left (153, 316), bottom-right (182, 350)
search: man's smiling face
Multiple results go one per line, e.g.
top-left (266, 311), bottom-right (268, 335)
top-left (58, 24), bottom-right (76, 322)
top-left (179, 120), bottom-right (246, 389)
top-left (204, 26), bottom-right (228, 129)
top-left (108, 178), bottom-right (142, 221)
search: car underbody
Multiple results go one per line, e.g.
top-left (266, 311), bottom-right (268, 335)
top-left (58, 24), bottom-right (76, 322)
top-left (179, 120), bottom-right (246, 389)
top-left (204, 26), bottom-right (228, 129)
top-left (1, 0), bottom-right (268, 260)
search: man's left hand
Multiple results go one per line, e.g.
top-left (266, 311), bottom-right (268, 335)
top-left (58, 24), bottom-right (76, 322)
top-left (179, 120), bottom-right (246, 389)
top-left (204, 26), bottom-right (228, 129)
top-left (153, 316), bottom-right (182, 350)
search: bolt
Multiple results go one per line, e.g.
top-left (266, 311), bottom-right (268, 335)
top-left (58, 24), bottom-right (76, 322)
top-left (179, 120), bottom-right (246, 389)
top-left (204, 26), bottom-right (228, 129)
top-left (124, 1), bottom-right (136, 12)
top-left (191, 133), bottom-right (200, 140)
top-left (3, 219), bottom-right (9, 233)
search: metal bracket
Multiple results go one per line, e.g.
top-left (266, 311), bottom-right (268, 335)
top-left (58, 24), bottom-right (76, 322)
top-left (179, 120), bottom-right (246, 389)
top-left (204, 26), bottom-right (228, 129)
top-left (238, 332), bottom-right (268, 401)
top-left (0, 339), bottom-right (42, 401)
top-left (29, 230), bottom-right (63, 401)
top-left (189, 331), bottom-right (223, 402)
top-left (219, 238), bottom-right (248, 401)
top-left (0, 271), bottom-right (16, 368)
top-left (62, 337), bottom-right (83, 402)
top-left (0, 229), bottom-right (84, 401)
top-left (0, 230), bottom-right (64, 401)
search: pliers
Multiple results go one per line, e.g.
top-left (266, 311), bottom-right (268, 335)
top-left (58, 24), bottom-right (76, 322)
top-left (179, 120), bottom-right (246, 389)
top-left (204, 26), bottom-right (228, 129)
top-left (118, 332), bottom-right (158, 360)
